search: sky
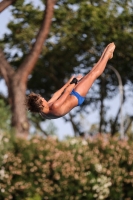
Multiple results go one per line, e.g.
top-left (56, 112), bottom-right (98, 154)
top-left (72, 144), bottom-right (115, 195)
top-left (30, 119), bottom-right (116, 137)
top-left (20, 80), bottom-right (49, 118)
top-left (0, 0), bottom-right (133, 139)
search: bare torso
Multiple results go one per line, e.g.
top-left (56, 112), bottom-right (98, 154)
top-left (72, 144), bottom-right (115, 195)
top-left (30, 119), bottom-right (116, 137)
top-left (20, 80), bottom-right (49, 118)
top-left (40, 94), bottom-right (78, 119)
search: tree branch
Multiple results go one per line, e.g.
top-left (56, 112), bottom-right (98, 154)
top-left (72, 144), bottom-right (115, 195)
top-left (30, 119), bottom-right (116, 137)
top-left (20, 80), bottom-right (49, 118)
top-left (17, 0), bottom-right (56, 83)
top-left (111, 95), bottom-right (125, 135)
top-left (99, 76), bottom-right (105, 134)
top-left (0, 49), bottom-right (15, 87)
top-left (124, 116), bottom-right (133, 135)
top-left (0, 0), bottom-right (17, 13)
top-left (111, 107), bottom-right (120, 135)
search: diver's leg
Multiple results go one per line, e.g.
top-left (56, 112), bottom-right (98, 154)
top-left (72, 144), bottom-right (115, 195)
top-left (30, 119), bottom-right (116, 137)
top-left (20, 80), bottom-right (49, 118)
top-left (74, 43), bottom-right (115, 97)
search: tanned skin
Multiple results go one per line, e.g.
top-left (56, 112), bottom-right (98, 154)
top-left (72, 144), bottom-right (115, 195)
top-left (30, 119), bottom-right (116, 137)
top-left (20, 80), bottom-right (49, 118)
top-left (27, 43), bottom-right (115, 119)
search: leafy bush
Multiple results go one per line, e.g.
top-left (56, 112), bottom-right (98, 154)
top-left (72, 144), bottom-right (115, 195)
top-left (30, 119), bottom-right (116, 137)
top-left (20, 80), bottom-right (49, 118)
top-left (0, 134), bottom-right (133, 200)
top-left (0, 99), bottom-right (11, 131)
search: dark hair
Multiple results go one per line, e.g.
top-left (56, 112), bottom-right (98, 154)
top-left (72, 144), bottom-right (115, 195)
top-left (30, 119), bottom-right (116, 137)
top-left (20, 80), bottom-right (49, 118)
top-left (26, 92), bottom-right (44, 113)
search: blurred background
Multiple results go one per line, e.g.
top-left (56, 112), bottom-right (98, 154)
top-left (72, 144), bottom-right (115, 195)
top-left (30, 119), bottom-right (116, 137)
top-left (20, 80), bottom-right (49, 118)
top-left (0, 0), bottom-right (133, 139)
top-left (0, 0), bottom-right (133, 199)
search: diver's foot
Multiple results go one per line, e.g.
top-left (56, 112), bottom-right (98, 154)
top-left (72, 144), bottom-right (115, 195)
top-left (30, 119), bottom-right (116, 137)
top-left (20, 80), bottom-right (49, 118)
top-left (104, 42), bottom-right (116, 60)
top-left (97, 43), bottom-right (115, 65)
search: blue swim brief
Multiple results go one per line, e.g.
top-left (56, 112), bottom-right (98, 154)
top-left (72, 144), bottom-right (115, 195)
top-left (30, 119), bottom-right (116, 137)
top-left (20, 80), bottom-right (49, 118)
top-left (70, 90), bottom-right (85, 106)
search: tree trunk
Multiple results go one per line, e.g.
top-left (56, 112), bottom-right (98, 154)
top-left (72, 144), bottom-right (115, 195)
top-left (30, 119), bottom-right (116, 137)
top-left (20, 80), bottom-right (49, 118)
top-left (99, 76), bottom-right (105, 134)
top-left (9, 76), bottom-right (29, 138)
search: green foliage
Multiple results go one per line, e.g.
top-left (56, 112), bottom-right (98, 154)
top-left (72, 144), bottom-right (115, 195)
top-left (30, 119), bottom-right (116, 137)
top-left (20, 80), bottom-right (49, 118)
top-left (26, 194), bottom-right (41, 200)
top-left (1, 134), bottom-right (133, 199)
top-left (3, 1), bottom-right (43, 54)
top-left (0, 131), bottom-right (14, 167)
top-left (0, 98), bottom-right (11, 131)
